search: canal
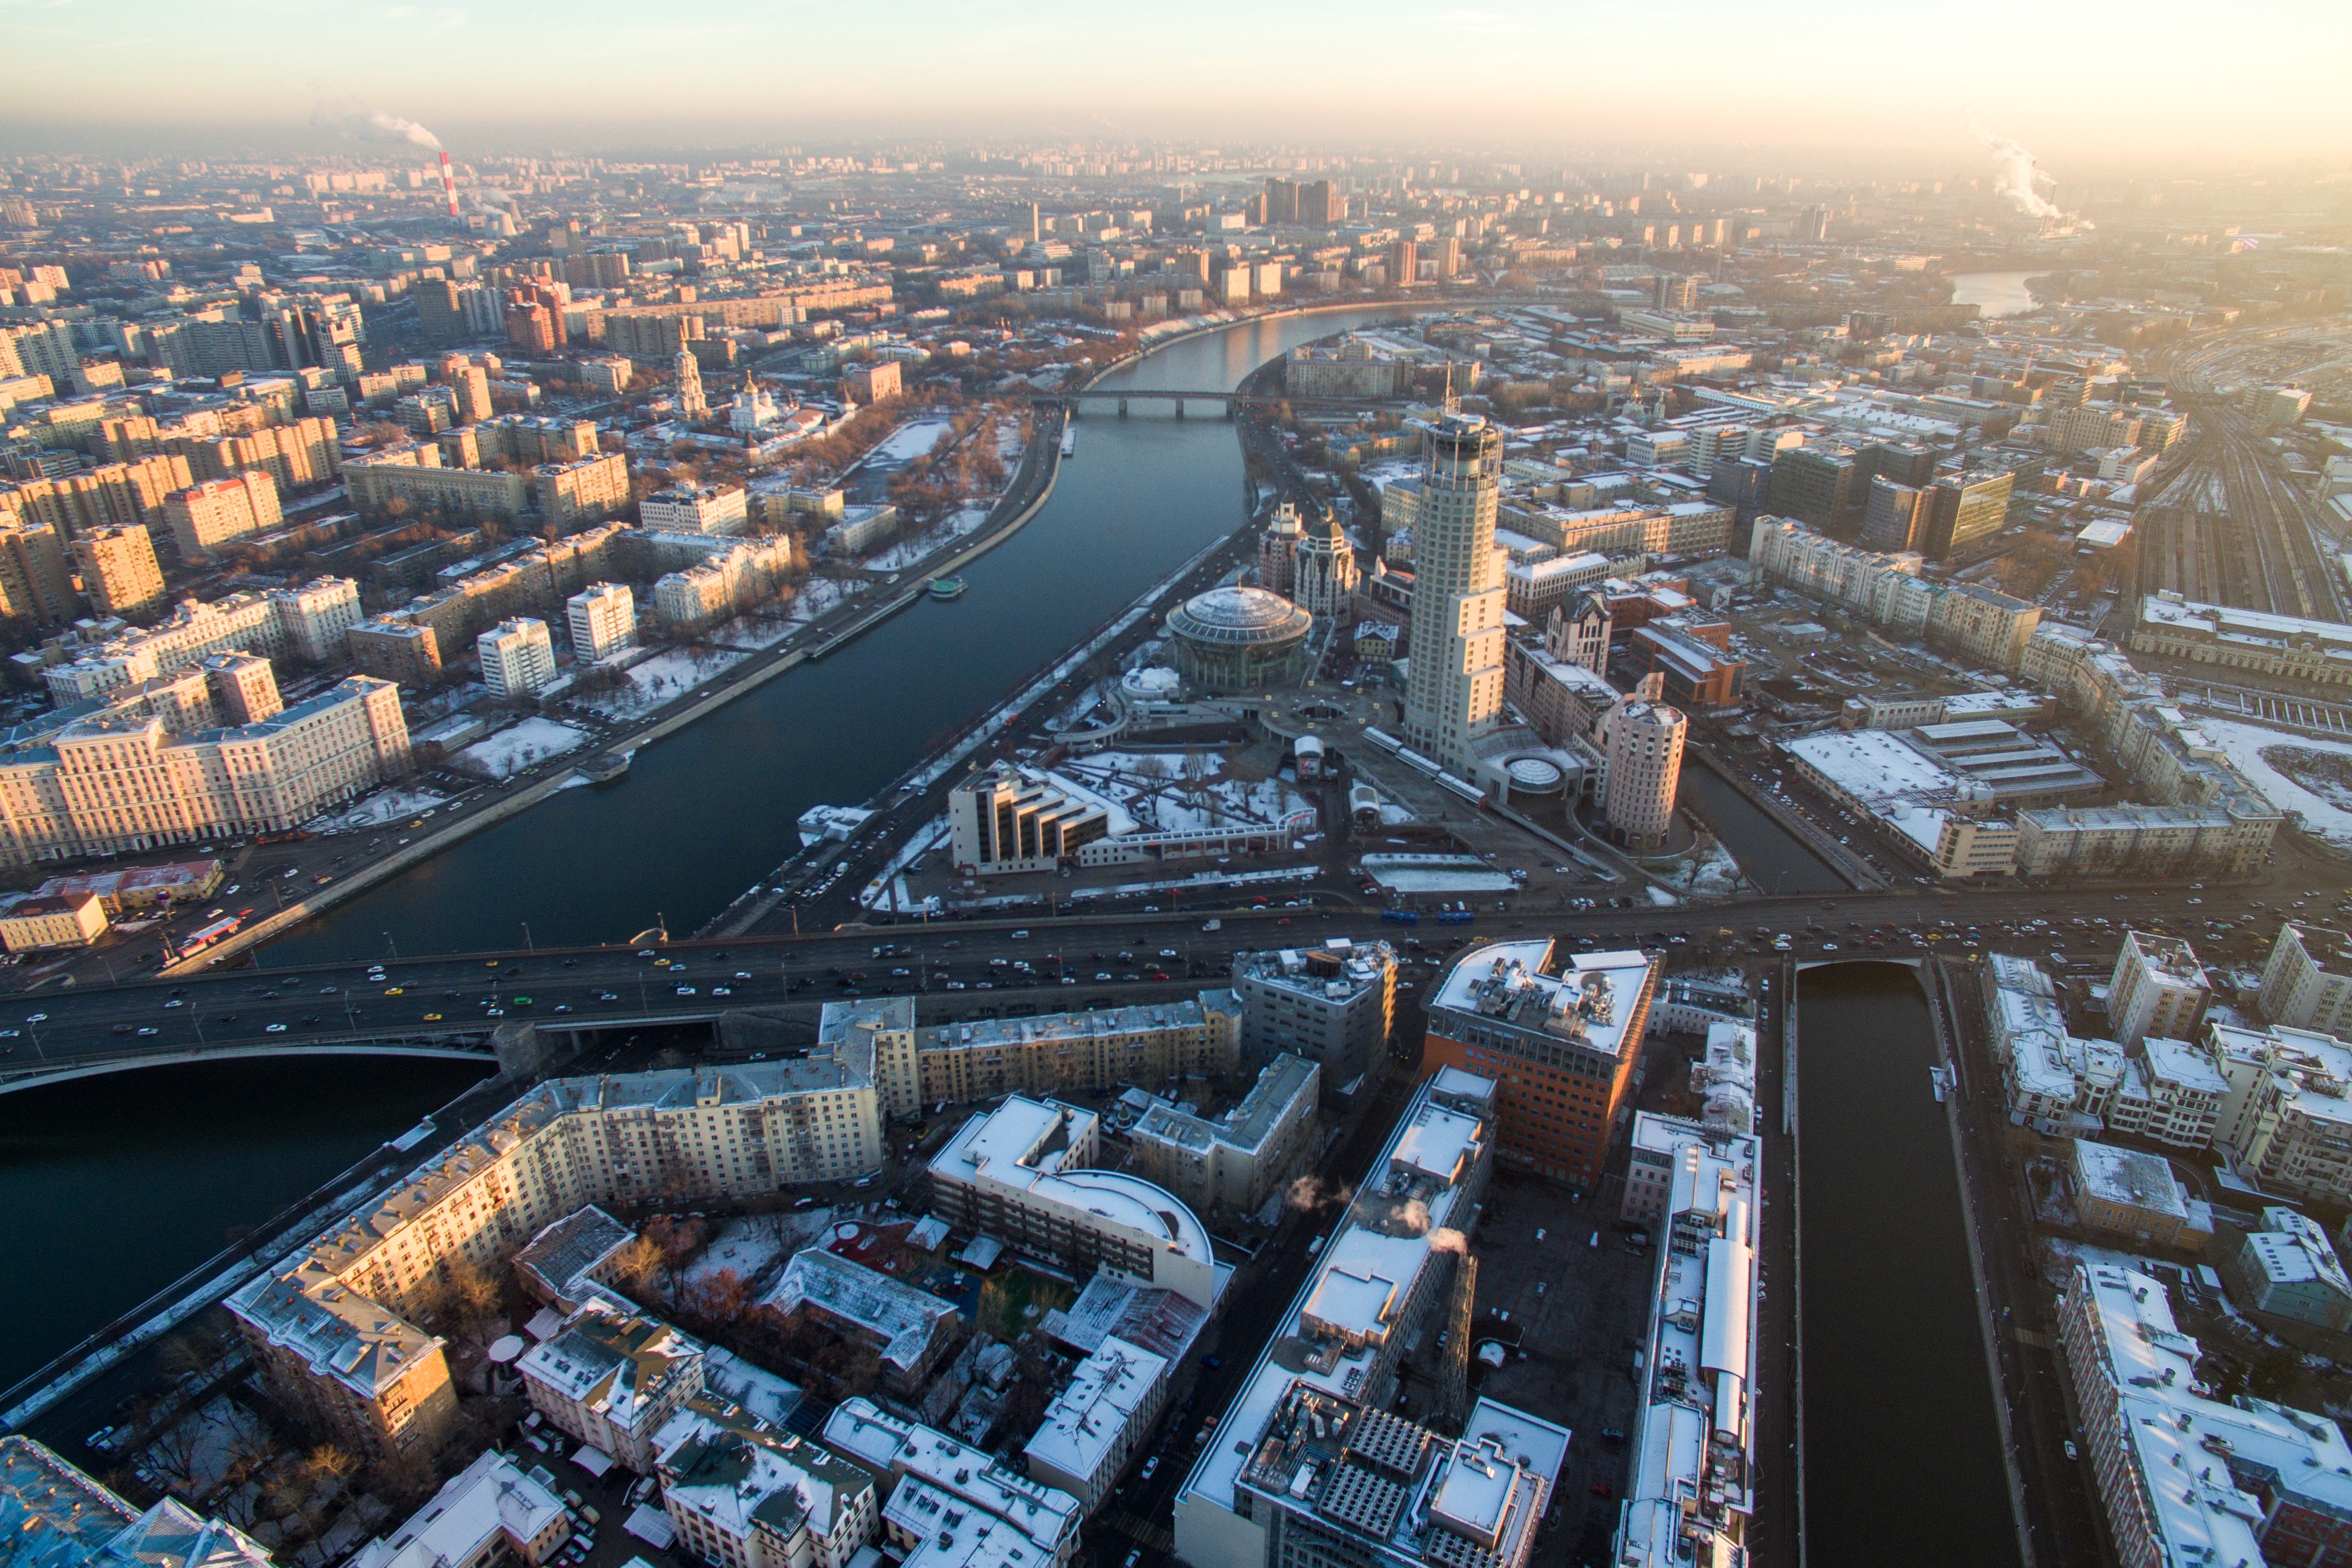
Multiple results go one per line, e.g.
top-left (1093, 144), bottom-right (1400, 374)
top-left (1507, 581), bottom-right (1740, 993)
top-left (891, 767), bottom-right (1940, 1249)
top-left (1677, 760), bottom-right (1847, 894)
top-left (1798, 963), bottom-right (2016, 1568)
top-left (0, 305), bottom-right (1415, 1396)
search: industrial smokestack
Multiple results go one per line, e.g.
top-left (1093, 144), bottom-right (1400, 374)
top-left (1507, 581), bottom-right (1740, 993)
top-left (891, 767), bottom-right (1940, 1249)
top-left (439, 150), bottom-right (460, 220)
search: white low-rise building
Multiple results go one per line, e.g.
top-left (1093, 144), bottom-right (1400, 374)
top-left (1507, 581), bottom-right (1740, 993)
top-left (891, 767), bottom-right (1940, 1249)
top-left (1021, 1335), bottom-right (1170, 1509)
top-left (2061, 1260), bottom-right (2352, 1568)
top-left (517, 1300), bottom-right (706, 1474)
top-left (2108, 930), bottom-right (2209, 1049)
top-left (1616, 1112), bottom-right (1761, 1568)
top-left (346, 1451), bottom-right (571, 1568)
top-left (655, 1393), bottom-right (879, 1568)
top-left (926, 1096), bottom-right (1218, 1308)
top-left (819, 1399), bottom-right (1081, 1568)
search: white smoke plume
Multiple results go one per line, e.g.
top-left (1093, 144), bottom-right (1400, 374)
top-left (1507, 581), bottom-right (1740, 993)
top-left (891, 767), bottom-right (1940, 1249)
top-left (1968, 112), bottom-right (2066, 225)
top-left (370, 112), bottom-right (441, 151)
top-left (1287, 1175), bottom-right (1351, 1213)
top-left (1427, 1228), bottom-right (1469, 1255)
top-left (1396, 1198), bottom-right (1432, 1235)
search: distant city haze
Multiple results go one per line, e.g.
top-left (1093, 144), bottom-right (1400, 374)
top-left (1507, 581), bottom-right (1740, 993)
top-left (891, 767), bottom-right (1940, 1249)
top-left (0, 0), bottom-right (2343, 161)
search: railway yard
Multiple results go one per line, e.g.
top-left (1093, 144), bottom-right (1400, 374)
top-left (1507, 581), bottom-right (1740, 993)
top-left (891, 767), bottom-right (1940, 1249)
top-left (2136, 323), bottom-right (2352, 621)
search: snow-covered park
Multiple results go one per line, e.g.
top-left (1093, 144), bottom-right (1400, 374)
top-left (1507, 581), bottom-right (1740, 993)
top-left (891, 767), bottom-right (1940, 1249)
top-left (574, 646), bottom-right (753, 721)
top-left (1055, 749), bottom-right (1317, 835)
top-left (455, 717), bottom-right (591, 779)
top-left (307, 786), bottom-right (447, 834)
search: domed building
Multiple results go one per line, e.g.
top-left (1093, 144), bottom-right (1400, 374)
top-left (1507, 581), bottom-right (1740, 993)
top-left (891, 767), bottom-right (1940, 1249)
top-left (1166, 585), bottom-right (1313, 691)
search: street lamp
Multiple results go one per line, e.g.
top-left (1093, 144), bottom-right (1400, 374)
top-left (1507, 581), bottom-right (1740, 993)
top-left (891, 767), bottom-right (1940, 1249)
top-left (521, 922), bottom-right (534, 953)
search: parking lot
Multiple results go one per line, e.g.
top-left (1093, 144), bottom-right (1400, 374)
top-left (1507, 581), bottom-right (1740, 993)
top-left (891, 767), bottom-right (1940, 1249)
top-left (503, 1412), bottom-right (685, 1568)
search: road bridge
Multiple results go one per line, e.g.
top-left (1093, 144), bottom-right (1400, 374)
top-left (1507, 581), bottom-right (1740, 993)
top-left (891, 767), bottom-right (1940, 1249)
top-left (1029, 387), bottom-right (1411, 420)
top-left (0, 879), bottom-right (2266, 1095)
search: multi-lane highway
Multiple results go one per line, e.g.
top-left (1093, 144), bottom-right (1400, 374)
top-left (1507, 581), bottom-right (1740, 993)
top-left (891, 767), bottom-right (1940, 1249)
top-left (3, 876), bottom-right (2325, 1092)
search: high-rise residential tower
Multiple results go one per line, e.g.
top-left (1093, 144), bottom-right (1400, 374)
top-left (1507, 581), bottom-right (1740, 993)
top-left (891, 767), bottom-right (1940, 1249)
top-left (1402, 415), bottom-right (1506, 770)
top-left (673, 349), bottom-right (707, 421)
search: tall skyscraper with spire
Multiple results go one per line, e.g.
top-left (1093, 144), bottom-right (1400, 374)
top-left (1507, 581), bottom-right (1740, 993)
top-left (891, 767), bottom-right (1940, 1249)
top-left (1402, 414), bottom-right (1506, 770)
top-left (673, 349), bottom-right (707, 421)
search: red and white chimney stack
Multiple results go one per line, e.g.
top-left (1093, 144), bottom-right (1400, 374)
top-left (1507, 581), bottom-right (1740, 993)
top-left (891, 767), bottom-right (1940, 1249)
top-left (439, 150), bottom-right (460, 219)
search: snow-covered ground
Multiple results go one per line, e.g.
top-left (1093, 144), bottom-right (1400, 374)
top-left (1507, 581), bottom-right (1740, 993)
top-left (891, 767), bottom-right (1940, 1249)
top-left (2197, 717), bottom-right (2352, 846)
top-left (786, 574), bottom-right (859, 626)
top-left (679, 1211), bottom-right (831, 1293)
top-left (576, 646), bottom-right (753, 721)
top-left (307, 786), bottom-right (447, 834)
top-left (1358, 853), bottom-right (1516, 895)
top-left (456, 717), bottom-right (591, 779)
top-left (139, 1396), bottom-right (269, 1500)
top-left (868, 504), bottom-right (995, 574)
top-left (867, 418), bottom-right (954, 466)
top-left (1672, 836), bottom-right (1751, 897)
top-left (1057, 750), bottom-right (1316, 834)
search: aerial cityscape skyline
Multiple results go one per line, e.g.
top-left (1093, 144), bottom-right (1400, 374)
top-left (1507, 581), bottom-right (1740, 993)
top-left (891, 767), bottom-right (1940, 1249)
top-left (2, 41), bottom-right (2351, 1568)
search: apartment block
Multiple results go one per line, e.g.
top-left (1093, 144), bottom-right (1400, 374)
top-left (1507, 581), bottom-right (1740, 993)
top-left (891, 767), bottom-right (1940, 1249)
top-left (0, 519), bottom-right (77, 626)
top-left (2061, 1261), bottom-right (2352, 1568)
top-left (71, 525), bottom-right (165, 618)
top-left (166, 472), bottom-right (280, 560)
top-left (566, 581), bottom-right (636, 661)
top-left (2104, 1036), bottom-right (2224, 1150)
top-left (42, 577), bottom-right (362, 702)
top-left (347, 1452), bottom-right (572, 1568)
top-left (904, 996), bottom-right (1238, 1106)
top-left (2209, 1023), bottom-right (2352, 1206)
top-left (349, 617), bottom-right (445, 689)
top-left (518, 1301), bottom-right (706, 1473)
top-left (2108, 930), bottom-right (2209, 1049)
top-left (2261, 924), bottom-right (2352, 1037)
top-left (478, 616), bottom-right (555, 699)
top-left (1126, 1052), bottom-right (1320, 1220)
top-left (0, 672), bottom-right (408, 866)
top-left (0, 1436), bottom-right (273, 1568)
top-left (655, 1395), bottom-right (878, 1568)
top-left (819, 1399), bottom-right (1080, 1568)
top-left (230, 1052), bottom-right (891, 1461)
top-left (639, 484), bottom-right (748, 535)
top-left (1231, 941), bottom-right (1396, 1084)
top-left (1021, 1337), bottom-right (1172, 1510)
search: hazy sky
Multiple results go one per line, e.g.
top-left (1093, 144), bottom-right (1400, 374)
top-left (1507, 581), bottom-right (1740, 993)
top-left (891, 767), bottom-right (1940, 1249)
top-left (2, 0), bottom-right (2344, 166)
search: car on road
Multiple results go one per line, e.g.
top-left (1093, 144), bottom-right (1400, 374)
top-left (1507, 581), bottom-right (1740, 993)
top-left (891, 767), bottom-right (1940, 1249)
top-left (265, 1023), bottom-right (288, 1033)
top-left (24, 1012), bottom-right (45, 1023)
top-left (164, 998), bottom-right (184, 1008)
top-left (1140, 1456), bottom-right (1160, 1481)
top-left (136, 1026), bottom-right (159, 1036)
top-left (675, 985), bottom-right (696, 996)
top-left (423, 1012), bottom-right (443, 1021)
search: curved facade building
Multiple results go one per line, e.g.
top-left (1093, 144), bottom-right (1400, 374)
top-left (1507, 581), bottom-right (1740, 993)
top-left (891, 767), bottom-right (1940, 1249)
top-left (1168, 585), bottom-right (1313, 691)
top-left (1602, 696), bottom-right (1686, 850)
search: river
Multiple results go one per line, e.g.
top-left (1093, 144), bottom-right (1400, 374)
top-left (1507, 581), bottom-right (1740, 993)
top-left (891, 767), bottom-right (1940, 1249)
top-left (1798, 963), bottom-right (2016, 1568)
top-left (0, 304), bottom-right (1416, 1397)
top-left (1676, 762), bottom-right (1846, 895)
top-left (263, 306), bottom-right (1415, 966)
top-left (1950, 272), bottom-right (2042, 319)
